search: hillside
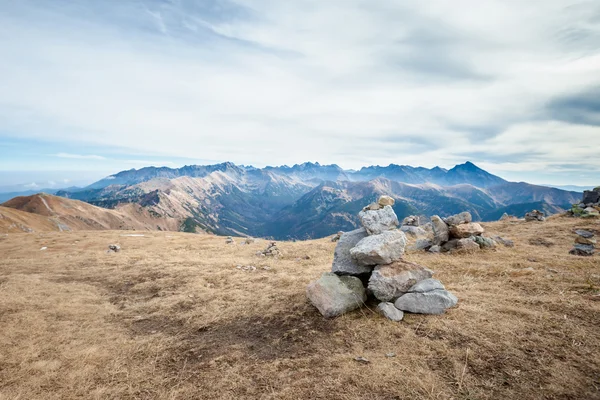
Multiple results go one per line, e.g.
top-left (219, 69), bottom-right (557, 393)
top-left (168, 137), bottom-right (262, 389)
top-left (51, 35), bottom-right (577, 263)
top-left (0, 193), bottom-right (181, 233)
top-left (48, 162), bottom-right (582, 240)
top-left (0, 216), bottom-right (598, 399)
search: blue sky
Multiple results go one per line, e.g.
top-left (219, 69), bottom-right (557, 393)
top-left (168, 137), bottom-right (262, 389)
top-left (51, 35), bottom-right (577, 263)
top-left (1, 0), bottom-right (599, 190)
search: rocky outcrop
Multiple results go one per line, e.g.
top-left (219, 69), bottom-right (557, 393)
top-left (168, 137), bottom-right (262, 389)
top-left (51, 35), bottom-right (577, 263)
top-left (306, 273), bottom-right (366, 318)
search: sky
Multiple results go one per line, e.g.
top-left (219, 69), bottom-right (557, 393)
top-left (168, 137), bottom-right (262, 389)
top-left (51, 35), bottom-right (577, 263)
top-left (1, 0), bottom-right (600, 190)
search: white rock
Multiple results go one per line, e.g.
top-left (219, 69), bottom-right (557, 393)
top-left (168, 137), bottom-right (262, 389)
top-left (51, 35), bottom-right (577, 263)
top-left (358, 206), bottom-right (399, 235)
top-left (367, 260), bottom-right (434, 302)
top-left (376, 302), bottom-right (404, 321)
top-left (350, 230), bottom-right (407, 266)
top-left (306, 273), bottom-right (367, 318)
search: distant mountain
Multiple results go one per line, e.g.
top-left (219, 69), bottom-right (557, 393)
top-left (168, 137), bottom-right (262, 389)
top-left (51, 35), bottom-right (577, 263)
top-left (11, 161), bottom-right (583, 239)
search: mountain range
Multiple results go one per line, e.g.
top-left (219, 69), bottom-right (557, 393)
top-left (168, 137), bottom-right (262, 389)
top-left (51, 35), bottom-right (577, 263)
top-left (0, 161), bottom-right (571, 239)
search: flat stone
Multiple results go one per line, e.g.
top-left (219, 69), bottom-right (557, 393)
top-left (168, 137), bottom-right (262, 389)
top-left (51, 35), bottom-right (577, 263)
top-left (455, 238), bottom-right (480, 252)
top-left (367, 260), bottom-right (433, 302)
top-left (376, 302), bottom-right (404, 321)
top-left (331, 228), bottom-right (372, 276)
top-left (378, 195), bottom-right (395, 207)
top-left (569, 244), bottom-right (595, 257)
top-left (358, 205), bottom-right (399, 235)
top-left (431, 215), bottom-right (449, 245)
top-left (472, 235), bottom-right (496, 249)
top-left (394, 289), bottom-right (458, 315)
top-left (444, 212), bottom-right (472, 226)
top-left (584, 207), bottom-right (599, 216)
top-left (428, 245), bottom-right (441, 253)
top-left (402, 215), bottom-right (419, 227)
top-left (408, 278), bottom-right (445, 293)
top-left (306, 273), bottom-right (367, 318)
top-left (441, 239), bottom-right (460, 252)
top-left (449, 223), bottom-right (484, 238)
top-left (575, 236), bottom-right (597, 245)
top-left (350, 230), bottom-right (407, 266)
top-left (575, 230), bottom-right (594, 239)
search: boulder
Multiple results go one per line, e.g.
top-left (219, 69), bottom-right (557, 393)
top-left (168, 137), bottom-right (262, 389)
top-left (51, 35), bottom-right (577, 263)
top-left (525, 210), bottom-right (545, 222)
top-left (582, 189), bottom-right (600, 205)
top-left (455, 238), bottom-right (480, 252)
top-left (444, 212), bottom-right (472, 226)
top-left (583, 207), bottom-right (599, 216)
top-left (408, 278), bottom-right (445, 293)
top-left (350, 230), bottom-right (407, 266)
top-left (569, 244), bottom-right (595, 257)
top-left (472, 235), bottom-right (497, 249)
top-left (376, 302), bottom-right (404, 321)
top-left (367, 260), bottom-right (433, 302)
top-left (431, 215), bottom-right (449, 245)
top-left (394, 289), bottom-right (458, 315)
top-left (449, 223), bottom-right (484, 238)
top-left (358, 205), bottom-right (399, 235)
top-left (331, 228), bottom-right (371, 276)
top-left (378, 195), bottom-right (395, 207)
top-left (421, 222), bottom-right (434, 233)
top-left (306, 273), bottom-right (367, 318)
top-left (441, 239), bottom-right (460, 252)
top-left (400, 225), bottom-right (427, 237)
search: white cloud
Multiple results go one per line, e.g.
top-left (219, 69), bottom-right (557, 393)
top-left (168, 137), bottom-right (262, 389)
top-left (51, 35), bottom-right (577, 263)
top-left (24, 182), bottom-right (39, 189)
top-left (53, 153), bottom-right (106, 160)
top-left (0, 0), bottom-right (599, 183)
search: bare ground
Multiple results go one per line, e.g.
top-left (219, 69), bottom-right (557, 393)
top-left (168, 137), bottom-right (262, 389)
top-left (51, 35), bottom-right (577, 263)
top-left (0, 216), bottom-right (599, 399)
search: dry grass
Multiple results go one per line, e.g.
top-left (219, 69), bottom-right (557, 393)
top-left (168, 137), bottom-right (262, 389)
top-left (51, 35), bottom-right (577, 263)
top-left (0, 216), bottom-right (599, 399)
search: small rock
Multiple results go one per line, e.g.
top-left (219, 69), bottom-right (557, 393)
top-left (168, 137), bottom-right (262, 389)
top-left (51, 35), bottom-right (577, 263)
top-left (584, 207), bottom-right (600, 216)
top-left (108, 244), bottom-right (121, 252)
top-left (350, 230), bottom-right (407, 266)
top-left (354, 356), bottom-right (370, 364)
top-left (331, 231), bottom-right (344, 242)
top-left (402, 215), bottom-right (419, 227)
top-left (408, 278), bottom-right (445, 293)
top-left (378, 195), bottom-right (395, 207)
top-left (225, 236), bottom-right (235, 244)
top-left (365, 202), bottom-right (382, 211)
top-left (412, 238), bottom-right (432, 251)
top-left (574, 230), bottom-right (594, 238)
top-left (472, 235), bottom-right (496, 249)
top-left (449, 223), bottom-right (484, 238)
top-left (529, 238), bottom-right (554, 247)
top-left (376, 302), bottom-right (404, 321)
top-left (575, 236), bottom-right (597, 245)
top-left (428, 245), bottom-right (441, 253)
top-left (569, 244), bottom-right (595, 256)
top-left (244, 237), bottom-right (255, 244)
top-left (492, 236), bottom-right (515, 247)
top-left (385, 352), bottom-right (396, 358)
top-left (444, 212), bottom-right (472, 226)
top-left (394, 289), bottom-right (458, 315)
top-left (358, 205), bottom-right (399, 235)
top-left (40, 247), bottom-right (47, 251)
top-left (400, 226), bottom-right (427, 237)
top-left (455, 238), bottom-right (480, 252)
top-left (525, 210), bottom-right (546, 222)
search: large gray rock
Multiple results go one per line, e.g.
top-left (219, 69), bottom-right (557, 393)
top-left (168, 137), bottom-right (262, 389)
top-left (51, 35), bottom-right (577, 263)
top-left (367, 260), bottom-right (433, 302)
top-left (376, 302), bottom-right (404, 321)
top-left (431, 215), bottom-right (449, 245)
top-left (411, 238), bottom-right (432, 251)
top-left (400, 225), bottom-right (427, 237)
top-left (331, 228), bottom-right (371, 276)
top-left (449, 223), bottom-right (484, 238)
top-left (350, 230), bottom-right (407, 266)
top-left (472, 235), bottom-right (496, 249)
top-left (525, 210), bottom-right (546, 222)
top-left (575, 230), bottom-right (594, 239)
top-left (402, 215), bottom-right (419, 227)
top-left (394, 290), bottom-right (458, 315)
top-left (444, 212), bottom-right (472, 226)
top-left (408, 278), bottom-right (445, 293)
top-left (358, 205), bottom-right (399, 235)
top-left (455, 238), bottom-right (480, 252)
top-left (582, 189), bottom-right (600, 205)
top-left (306, 273), bottom-right (367, 318)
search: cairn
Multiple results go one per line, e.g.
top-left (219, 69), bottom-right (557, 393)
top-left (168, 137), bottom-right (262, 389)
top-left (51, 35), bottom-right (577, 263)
top-left (225, 236), bottom-right (235, 244)
top-left (257, 241), bottom-right (281, 257)
top-left (569, 230), bottom-right (596, 256)
top-left (525, 210), bottom-right (546, 222)
top-left (306, 196), bottom-right (458, 320)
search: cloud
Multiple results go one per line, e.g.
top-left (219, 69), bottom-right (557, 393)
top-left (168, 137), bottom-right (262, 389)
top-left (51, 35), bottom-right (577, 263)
top-left (24, 182), bottom-right (39, 189)
top-left (0, 0), bottom-right (600, 184)
top-left (53, 153), bottom-right (106, 160)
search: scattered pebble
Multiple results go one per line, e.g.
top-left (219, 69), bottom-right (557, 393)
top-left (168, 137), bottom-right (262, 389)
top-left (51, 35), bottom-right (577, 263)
top-left (108, 244), bottom-right (121, 252)
top-left (354, 356), bottom-right (370, 364)
top-left (385, 353), bottom-right (396, 358)
top-left (40, 247), bottom-right (47, 251)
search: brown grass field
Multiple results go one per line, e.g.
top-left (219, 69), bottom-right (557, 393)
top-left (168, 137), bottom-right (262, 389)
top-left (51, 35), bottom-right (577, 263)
top-left (0, 215), bottom-right (599, 399)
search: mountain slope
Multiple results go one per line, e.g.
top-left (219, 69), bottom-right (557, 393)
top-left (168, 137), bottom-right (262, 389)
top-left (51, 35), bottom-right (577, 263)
top-left (1, 194), bottom-right (181, 232)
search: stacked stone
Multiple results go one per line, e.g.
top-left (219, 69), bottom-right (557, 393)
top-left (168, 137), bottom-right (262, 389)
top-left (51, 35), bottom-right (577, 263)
top-left (569, 230), bottom-right (596, 256)
top-left (306, 195), bottom-right (458, 321)
top-left (225, 236), bottom-right (235, 244)
top-left (400, 215), bottom-right (427, 237)
top-left (570, 187), bottom-right (600, 218)
top-left (257, 241), bottom-right (281, 257)
top-left (525, 210), bottom-right (546, 222)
